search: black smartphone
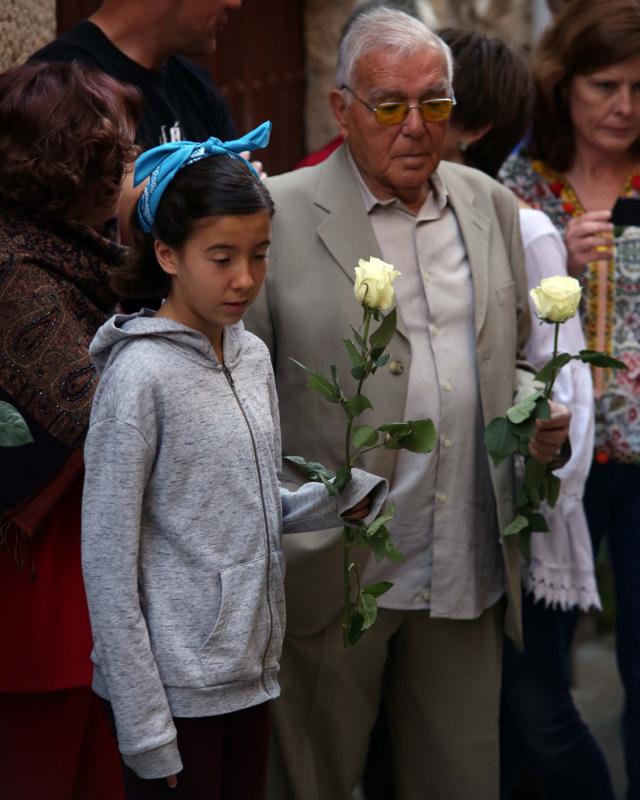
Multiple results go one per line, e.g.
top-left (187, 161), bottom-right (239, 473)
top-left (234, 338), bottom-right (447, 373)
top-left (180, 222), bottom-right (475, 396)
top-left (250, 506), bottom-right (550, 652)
top-left (611, 197), bottom-right (640, 226)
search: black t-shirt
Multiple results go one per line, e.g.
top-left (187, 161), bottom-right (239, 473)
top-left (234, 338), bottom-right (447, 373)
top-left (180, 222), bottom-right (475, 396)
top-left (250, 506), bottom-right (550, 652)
top-left (32, 20), bottom-right (237, 150)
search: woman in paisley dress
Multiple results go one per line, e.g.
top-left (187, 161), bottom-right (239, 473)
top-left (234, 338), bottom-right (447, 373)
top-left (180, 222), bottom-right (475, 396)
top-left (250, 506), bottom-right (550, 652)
top-left (0, 61), bottom-right (140, 799)
top-left (500, 2), bottom-right (640, 797)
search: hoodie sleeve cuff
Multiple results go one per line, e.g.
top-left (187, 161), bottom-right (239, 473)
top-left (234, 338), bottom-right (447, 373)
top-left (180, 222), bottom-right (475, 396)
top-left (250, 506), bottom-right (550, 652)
top-left (122, 737), bottom-right (183, 780)
top-left (337, 468), bottom-right (389, 525)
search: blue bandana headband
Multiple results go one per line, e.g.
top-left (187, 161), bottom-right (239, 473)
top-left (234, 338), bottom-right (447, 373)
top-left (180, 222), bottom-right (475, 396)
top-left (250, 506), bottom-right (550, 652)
top-left (134, 120), bottom-right (272, 234)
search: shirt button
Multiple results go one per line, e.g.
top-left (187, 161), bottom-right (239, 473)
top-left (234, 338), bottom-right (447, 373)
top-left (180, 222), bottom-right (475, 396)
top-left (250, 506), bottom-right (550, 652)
top-left (442, 380), bottom-right (453, 392)
top-left (436, 492), bottom-right (448, 503)
top-left (422, 270), bottom-right (430, 282)
top-left (443, 437), bottom-right (453, 448)
top-left (421, 590), bottom-right (431, 602)
top-left (429, 324), bottom-right (440, 337)
top-left (388, 359), bottom-right (404, 375)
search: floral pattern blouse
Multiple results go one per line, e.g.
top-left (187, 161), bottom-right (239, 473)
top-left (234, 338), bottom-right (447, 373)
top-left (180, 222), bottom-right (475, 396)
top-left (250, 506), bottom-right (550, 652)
top-left (500, 152), bottom-right (640, 464)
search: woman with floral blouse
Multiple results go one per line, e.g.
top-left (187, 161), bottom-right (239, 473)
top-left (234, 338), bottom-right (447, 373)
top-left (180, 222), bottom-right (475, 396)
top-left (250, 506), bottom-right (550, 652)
top-left (501, 2), bottom-right (640, 797)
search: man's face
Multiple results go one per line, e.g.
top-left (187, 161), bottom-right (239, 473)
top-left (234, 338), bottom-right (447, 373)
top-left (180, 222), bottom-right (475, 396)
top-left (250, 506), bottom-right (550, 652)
top-left (171, 0), bottom-right (242, 57)
top-left (331, 47), bottom-right (451, 211)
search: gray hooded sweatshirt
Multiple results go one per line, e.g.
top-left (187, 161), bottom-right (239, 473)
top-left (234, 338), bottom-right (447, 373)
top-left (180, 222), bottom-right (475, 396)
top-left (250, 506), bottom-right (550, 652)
top-left (82, 312), bottom-right (387, 779)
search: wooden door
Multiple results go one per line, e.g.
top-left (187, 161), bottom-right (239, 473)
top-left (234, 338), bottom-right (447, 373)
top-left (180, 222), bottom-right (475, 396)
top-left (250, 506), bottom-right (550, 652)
top-left (56, 1), bottom-right (305, 175)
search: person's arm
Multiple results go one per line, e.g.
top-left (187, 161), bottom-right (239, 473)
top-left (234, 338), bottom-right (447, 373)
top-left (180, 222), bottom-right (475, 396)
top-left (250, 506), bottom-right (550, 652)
top-left (82, 415), bottom-right (182, 780)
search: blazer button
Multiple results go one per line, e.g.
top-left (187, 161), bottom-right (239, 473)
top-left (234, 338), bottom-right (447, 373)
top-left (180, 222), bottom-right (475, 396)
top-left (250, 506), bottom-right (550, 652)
top-left (389, 359), bottom-right (404, 375)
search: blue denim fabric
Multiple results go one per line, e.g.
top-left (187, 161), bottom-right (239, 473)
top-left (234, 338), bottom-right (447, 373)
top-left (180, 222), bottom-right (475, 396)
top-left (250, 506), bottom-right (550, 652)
top-left (500, 591), bottom-right (615, 800)
top-left (585, 459), bottom-right (640, 800)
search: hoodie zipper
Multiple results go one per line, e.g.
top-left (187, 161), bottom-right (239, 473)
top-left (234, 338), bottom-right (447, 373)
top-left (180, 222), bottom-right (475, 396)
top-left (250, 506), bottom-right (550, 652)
top-left (221, 363), bottom-right (275, 688)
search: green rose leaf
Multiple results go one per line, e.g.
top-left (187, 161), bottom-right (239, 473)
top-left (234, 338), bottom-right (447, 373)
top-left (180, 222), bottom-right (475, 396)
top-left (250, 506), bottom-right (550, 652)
top-left (525, 456), bottom-right (548, 483)
top-left (0, 402), bottom-right (33, 448)
top-left (284, 455), bottom-right (335, 483)
top-left (334, 465), bottom-right (353, 494)
top-left (534, 398), bottom-right (551, 420)
top-left (344, 394), bottom-right (373, 420)
top-left (534, 353), bottom-right (572, 383)
top-left (484, 417), bottom-right (518, 465)
top-left (343, 339), bottom-right (365, 370)
top-left (503, 514), bottom-right (529, 536)
top-left (370, 533), bottom-right (388, 561)
top-left (319, 474), bottom-right (340, 497)
top-left (330, 364), bottom-right (344, 397)
top-left (357, 591), bottom-right (379, 630)
top-left (384, 535), bottom-right (404, 563)
top-left (362, 581), bottom-right (393, 598)
top-left (398, 419), bottom-right (437, 454)
top-left (352, 425), bottom-right (378, 449)
top-left (529, 512), bottom-right (550, 533)
top-left (350, 325), bottom-right (366, 350)
top-left (577, 350), bottom-right (627, 370)
top-left (375, 353), bottom-right (391, 369)
top-left (508, 415), bottom-right (537, 440)
top-left (506, 391), bottom-right (541, 425)
top-left (346, 610), bottom-right (366, 646)
top-left (290, 359), bottom-right (341, 403)
top-left (517, 440), bottom-right (532, 456)
top-left (369, 308), bottom-right (397, 354)
top-left (523, 456), bottom-right (550, 506)
top-left (547, 473), bottom-right (561, 508)
top-left (366, 503), bottom-right (396, 536)
top-left (378, 422), bottom-right (411, 437)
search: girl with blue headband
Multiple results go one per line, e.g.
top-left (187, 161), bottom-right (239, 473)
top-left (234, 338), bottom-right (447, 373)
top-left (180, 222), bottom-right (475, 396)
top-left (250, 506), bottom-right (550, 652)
top-left (80, 124), bottom-right (387, 798)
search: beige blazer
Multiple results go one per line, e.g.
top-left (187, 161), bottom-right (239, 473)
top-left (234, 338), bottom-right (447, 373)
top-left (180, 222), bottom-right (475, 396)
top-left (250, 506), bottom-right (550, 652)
top-left (246, 145), bottom-right (533, 647)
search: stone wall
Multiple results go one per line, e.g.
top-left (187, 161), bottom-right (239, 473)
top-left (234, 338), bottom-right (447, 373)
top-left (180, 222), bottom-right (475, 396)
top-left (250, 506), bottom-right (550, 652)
top-left (0, 0), bottom-right (56, 72)
top-left (304, 0), bottom-right (533, 153)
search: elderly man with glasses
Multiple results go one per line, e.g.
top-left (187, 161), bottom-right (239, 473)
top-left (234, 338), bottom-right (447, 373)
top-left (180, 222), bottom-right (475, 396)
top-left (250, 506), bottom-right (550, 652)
top-left (247, 8), bottom-right (570, 800)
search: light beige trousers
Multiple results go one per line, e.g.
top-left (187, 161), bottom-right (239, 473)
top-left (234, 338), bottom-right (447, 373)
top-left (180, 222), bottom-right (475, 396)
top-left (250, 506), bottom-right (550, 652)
top-left (266, 602), bottom-right (504, 800)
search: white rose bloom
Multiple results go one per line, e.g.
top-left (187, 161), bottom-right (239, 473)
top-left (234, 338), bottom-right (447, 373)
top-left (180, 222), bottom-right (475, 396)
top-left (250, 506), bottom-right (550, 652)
top-left (529, 275), bottom-right (582, 323)
top-left (354, 257), bottom-right (401, 311)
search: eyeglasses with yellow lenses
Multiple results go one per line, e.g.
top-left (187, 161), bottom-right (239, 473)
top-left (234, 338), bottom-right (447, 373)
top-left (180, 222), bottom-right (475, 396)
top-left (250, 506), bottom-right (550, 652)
top-left (342, 85), bottom-right (456, 124)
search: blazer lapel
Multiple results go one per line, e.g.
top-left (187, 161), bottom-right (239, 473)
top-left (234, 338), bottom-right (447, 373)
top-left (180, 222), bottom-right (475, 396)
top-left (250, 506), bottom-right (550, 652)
top-left (314, 146), bottom-right (409, 340)
top-left (314, 146), bottom-right (381, 285)
top-left (441, 164), bottom-right (492, 338)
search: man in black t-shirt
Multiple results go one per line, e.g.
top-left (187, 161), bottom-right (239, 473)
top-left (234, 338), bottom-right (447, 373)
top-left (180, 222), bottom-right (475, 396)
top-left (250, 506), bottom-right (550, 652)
top-left (32, 0), bottom-right (241, 149)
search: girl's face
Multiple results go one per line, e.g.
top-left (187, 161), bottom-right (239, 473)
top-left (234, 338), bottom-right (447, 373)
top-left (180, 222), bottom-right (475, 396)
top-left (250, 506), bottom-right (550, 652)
top-left (156, 211), bottom-right (271, 350)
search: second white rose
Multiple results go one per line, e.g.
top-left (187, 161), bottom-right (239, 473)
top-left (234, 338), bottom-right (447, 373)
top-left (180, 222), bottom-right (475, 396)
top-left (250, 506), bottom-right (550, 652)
top-left (530, 275), bottom-right (582, 323)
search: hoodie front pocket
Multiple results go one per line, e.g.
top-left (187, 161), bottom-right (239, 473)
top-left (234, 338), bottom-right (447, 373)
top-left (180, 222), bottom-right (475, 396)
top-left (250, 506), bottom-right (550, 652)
top-left (198, 556), bottom-right (271, 685)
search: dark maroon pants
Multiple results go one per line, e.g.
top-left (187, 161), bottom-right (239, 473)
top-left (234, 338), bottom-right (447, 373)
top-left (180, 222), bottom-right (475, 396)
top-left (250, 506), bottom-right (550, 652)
top-left (107, 701), bottom-right (271, 800)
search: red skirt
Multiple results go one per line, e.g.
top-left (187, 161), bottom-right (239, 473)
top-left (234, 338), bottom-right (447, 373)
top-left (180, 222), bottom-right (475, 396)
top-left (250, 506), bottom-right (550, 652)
top-left (0, 472), bottom-right (123, 798)
top-left (0, 475), bottom-right (91, 691)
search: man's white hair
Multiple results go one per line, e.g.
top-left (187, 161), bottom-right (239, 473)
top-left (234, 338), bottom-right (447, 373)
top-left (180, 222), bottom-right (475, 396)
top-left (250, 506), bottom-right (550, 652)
top-left (336, 6), bottom-right (454, 92)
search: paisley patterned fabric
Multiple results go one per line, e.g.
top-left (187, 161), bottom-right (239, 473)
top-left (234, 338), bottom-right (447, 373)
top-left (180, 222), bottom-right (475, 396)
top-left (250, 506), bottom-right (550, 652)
top-left (500, 154), bottom-right (640, 463)
top-left (0, 203), bottom-right (125, 513)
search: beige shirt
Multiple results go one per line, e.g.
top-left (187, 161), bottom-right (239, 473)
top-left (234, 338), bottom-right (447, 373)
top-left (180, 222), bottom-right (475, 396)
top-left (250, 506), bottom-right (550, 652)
top-left (350, 156), bottom-right (504, 619)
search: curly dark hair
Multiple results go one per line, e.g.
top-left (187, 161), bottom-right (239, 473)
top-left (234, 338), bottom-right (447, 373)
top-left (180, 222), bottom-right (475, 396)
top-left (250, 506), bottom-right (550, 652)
top-left (112, 155), bottom-right (275, 299)
top-left (0, 60), bottom-right (142, 220)
top-left (439, 28), bottom-right (533, 178)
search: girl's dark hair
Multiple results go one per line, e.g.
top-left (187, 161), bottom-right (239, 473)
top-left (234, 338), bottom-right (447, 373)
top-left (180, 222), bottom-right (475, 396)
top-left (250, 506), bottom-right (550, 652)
top-left (112, 155), bottom-right (275, 298)
top-left (528, 0), bottom-right (640, 171)
top-left (0, 61), bottom-right (141, 220)
top-left (438, 28), bottom-right (533, 178)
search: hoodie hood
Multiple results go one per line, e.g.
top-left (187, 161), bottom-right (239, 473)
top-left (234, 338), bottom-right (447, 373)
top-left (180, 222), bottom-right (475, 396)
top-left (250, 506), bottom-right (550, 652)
top-left (89, 310), bottom-right (245, 376)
